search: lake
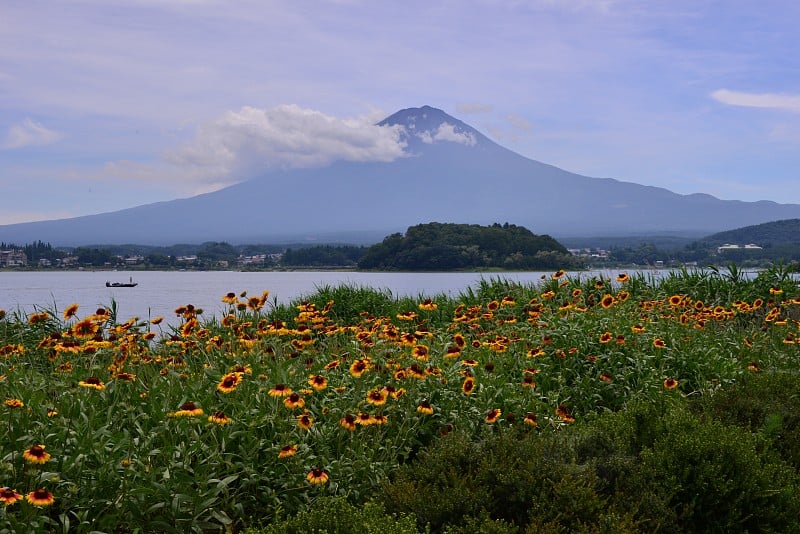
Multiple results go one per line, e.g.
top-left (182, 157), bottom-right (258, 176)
top-left (0, 269), bottom-right (663, 327)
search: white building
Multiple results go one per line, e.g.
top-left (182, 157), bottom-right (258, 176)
top-left (0, 249), bottom-right (28, 267)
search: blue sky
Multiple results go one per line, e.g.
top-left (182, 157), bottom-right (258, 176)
top-left (2, 0), bottom-right (799, 226)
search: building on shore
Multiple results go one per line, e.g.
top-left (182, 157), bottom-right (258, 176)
top-left (0, 249), bottom-right (28, 267)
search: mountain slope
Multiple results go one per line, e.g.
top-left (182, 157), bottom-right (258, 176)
top-left (2, 105), bottom-right (800, 246)
top-left (703, 219), bottom-right (800, 246)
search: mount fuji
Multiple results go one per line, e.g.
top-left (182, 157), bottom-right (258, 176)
top-left (3, 105), bottom-right (800, 246)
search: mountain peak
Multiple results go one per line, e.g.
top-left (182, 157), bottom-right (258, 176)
top-left (378, 105), bottom-right (489, 150)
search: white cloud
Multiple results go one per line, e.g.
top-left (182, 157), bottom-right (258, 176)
top-left (417, 122), bottom-right (477, 146)
top-left (165, 105), bottom-right (407, 180)
top-left (711, 89), bottom-right (800, 113)
top-left (2, 118), bottom-right (63, 149)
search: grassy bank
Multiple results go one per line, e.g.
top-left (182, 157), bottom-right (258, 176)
top-left (2, 266), bottom-right (800, 532)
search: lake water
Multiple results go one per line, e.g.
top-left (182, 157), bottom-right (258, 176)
top-left (0, 269), bottom-right (663, 326)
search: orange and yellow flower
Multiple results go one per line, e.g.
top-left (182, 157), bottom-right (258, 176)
top-left (297, 413), bottom-right (313, 430)
top-left (78, 376), bottom-right (106, 391)
top-left (4, 398), bottom-right (23, 409)
top-left (340, 414), bottom-right (357, 431)
top-left (62, 303), bottom-right (79, 320)
top-left (208, 411), bottom-right (231, 426)
top-left (366, 388), bottom-right (388, 406)
top-left (278, 444), bottom-right (298, 458)
top-left (461, 376), bottom-right (476, 395)
top-left (26, 488), bottom-right (55, 507)
top-left (349, 359), bottom-right (369, 377)
top-left (485, 408), bottom-right (502, 424)
top-left (0, 487), bottom-right (23, 506)
top-left (169, 402), bottom-right (204, 418)
top-left (23, 444), bottom-right (51, 464)
top-left (418, 299), bottom-right (438, 311)
top-left (555, 404), bottom-right (575, 423)
top-left (307, 375), bottom-right (328, 391)
top-left (306, 468), bottom-right (329, 485)
top-left (417, 400), bottom-right (434, 415)
top-left (268, 384), bottom-right (293, 397)
top-left (217, 372), bottom-right (243, 394)
top-left (283, 393), bottom-right (305, 410)
top-left (523, 412), bottom-right (538, 427)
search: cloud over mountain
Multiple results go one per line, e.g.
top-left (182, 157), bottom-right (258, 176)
top-left (165, 105), bottom-right (408, 180)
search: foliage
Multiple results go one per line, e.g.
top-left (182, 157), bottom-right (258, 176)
top-left (281, 245), bottom-right (366, 267)
top-left (72, 246), bottom-right (114, 266)
top-left (1, 266), bottom-right (800, 530)
top-left (698, 371), bottom-right (800, 469)
top-left (384, 399), bottom-right (800, 533)
top-left (248, 496), bottom-right (419, 534)
top-left (197, 241), bottom-right (240, 262)
top-left (704, 218), bottom-right (800, 246)
top-left (358, 222), bottom-right (581, 270)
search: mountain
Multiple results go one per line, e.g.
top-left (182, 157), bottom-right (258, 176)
top-left (703, 219), bottom-right (800, 246)
top-left (3, 105), bottom-right (800, 246)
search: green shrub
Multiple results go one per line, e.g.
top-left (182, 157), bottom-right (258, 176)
top-left (699, 371), bottom-right (800, 468)
top-left (638, 413), bottom-right (800, 532)
top-left (249, 496), bottom-right (419, 534)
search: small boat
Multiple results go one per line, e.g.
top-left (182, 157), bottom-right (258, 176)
top-left (106, 276), bottom-right (138, 288)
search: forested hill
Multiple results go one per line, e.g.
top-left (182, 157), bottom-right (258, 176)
top-left (357, 222), bottom-right (581, 271)
top-left (704, 219), bottom-right (800, 246)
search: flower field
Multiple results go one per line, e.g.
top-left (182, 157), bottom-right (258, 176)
top-left (2, 266), bottom-right (800, 532)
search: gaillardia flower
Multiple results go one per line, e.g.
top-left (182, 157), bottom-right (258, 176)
top-left (485, 408), bottom-right (502, 424)
top-left (62, 303), bottom-right (79, 320)
top-left (297, 413), bottom-right (313, 430)
top-left (340, 413), bottom-right (357, 431)
top-left (306, 468), bottom-right (329, 485)
top-left (663, 378), bottom-right (678, 390)
top-left (349, 359), bottom-right (369, 377)
top-left (523, 412), bottom-right (538, 427)
top-left (26, 488), bottom-right (55, 507)
top-left (555, 404), bottom-right (575, 423)
top-left (283, 393), bottom-right (305, 410)
top-left (461, 376), bottom-right (476, 395)
top-left (78, 376), bottom-right (106, 391)
top-left (268, 384), bottom-right (293, 397)
top-left (169, 402), bottom-right (204, 418)
top-left (418, 299), bottom-right (438, 311)
top-left (217, 372), bottom-right (243, 394)
top-left (208, 411), bottom-right (231, 426)
top-left (4, 398), bottom-right (24, 409)
top-left (307, 375), bottom-right (328, 391)
top-left (417, 400), bottom-right (434, 415)
top-left (23, 444), bottom-right (51, 464)
top-left (0, 487), bottom-right (23, 506)
top-left (366, 388), bottom-right (388, 406)
top-left (278, 444), bottom-right (298, 458)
